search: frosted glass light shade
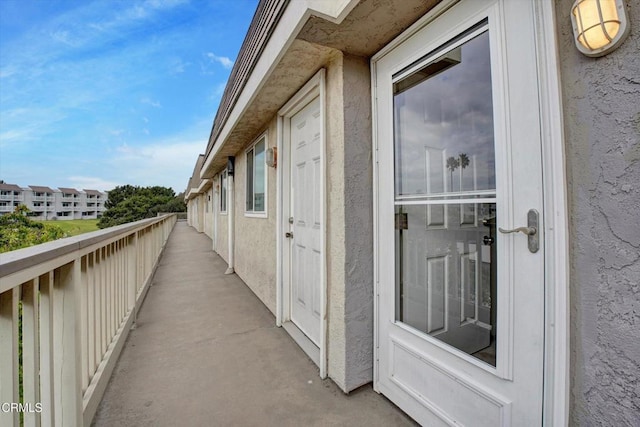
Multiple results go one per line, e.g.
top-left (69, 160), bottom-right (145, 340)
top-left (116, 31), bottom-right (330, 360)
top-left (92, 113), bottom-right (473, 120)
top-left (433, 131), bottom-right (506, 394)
top-left (571, 0), bottom-right (630, 57)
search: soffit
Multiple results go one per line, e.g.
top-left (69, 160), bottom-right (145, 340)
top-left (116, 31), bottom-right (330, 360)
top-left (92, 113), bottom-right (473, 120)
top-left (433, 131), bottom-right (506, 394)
top-left (297, 0), bottom-right (441, 57)
top-left (205, 38), bottom-right (335, 175)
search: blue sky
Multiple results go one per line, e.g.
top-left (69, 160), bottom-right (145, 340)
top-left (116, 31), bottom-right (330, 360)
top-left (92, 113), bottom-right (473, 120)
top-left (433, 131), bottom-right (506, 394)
top-left (0, 0), bottom-right (258, 193)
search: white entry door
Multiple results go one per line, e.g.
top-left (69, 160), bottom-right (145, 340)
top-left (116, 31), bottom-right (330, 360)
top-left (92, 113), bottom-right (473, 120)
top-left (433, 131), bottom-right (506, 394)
top-left (288, 95), bottom-right (322, 345)
top-left (375, 1), bottom-right (546, 425)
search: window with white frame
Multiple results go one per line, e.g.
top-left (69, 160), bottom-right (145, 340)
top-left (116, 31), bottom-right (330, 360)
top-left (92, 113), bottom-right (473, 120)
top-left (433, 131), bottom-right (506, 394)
top-left (220, 169), bottom-right (228, 213)
top-left (245, 135), bottom-right (267, 215)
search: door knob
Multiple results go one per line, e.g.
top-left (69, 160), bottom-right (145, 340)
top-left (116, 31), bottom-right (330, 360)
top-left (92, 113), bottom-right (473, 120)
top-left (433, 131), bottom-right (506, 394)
top-left (498, 226), bottom-right (536, 236)
top-left (285, 232), bottom-right (293, 238)
top-left (498, 209), bottom-right (539, 253)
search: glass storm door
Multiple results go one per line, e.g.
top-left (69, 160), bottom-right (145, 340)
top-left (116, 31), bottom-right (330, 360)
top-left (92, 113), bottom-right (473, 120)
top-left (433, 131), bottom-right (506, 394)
top-left (374, 1), bottom-right (545, 425)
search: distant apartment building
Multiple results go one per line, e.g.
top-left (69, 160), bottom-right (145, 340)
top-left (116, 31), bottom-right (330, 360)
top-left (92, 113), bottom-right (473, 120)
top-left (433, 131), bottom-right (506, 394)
top-left (0, 183), bottom-right (108, 220)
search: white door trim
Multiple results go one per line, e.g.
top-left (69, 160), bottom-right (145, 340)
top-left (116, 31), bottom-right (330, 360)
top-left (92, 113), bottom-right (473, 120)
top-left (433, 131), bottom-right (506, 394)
top-left (533, 1), bottom-right (570, 425)
top-left (370, 0), bottom-right (569, 424)
top-left (276, 69), bottom-right (327, 378)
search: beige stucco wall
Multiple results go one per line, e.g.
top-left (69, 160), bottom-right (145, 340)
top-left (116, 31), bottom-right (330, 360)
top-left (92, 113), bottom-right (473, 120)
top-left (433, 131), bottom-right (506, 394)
top-left (197, 194), bottom-right (205, 233)
top-left (325, 51), bottom-right (348, 391)
top-left (324, 51), bottom-right (373, 392)
top-left (233, 121), bottom-right (278, 314)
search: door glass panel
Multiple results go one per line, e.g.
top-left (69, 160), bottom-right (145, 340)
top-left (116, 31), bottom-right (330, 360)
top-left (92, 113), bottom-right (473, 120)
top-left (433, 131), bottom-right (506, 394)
top-left (393, 28), bottom-right (497, 366)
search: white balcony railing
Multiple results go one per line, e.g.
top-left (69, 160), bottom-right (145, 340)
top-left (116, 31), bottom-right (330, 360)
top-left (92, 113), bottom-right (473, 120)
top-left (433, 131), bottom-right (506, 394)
top-left (0, 214), bottom-right (176, 426)
top-left (1, 195), bottom-right (25, 201)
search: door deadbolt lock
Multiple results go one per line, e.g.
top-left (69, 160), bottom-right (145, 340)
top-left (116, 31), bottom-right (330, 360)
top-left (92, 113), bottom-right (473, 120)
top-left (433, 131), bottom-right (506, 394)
top-left (285, 232), bottom-right (294, 238)
top-left (498, 209), bottom-right (539, 253)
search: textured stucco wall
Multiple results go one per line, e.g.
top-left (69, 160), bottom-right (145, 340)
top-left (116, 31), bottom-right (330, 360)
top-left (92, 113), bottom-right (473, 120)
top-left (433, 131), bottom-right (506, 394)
top-left (197, 194), bottom-right (204, 233)
top-left (341, 54), bottom-right (373, 391)
top-left (326, 50), bottom-right (348, 391)
top-left (325, 51), bottom-right (374, 392)
top-left (556, 1), bottom-right (640, 425)
top-left (233, 121), bottom-right (278, 314)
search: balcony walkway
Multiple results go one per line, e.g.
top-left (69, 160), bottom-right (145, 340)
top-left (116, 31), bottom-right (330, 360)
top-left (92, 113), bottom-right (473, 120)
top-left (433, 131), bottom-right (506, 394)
top-left (92, 221), bottom-right (415, 426)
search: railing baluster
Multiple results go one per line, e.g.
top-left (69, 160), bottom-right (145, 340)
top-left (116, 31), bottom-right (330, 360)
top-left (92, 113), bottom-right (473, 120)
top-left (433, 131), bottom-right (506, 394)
top-left (52, 260), bottom-right (82, 426)
top-left (39, 272), bottom-right (54, 427)
top-left (119, 240), bottom-right (124, 324)
top-left (100, 247), bottom-right (106, 358)
top-left (0, 287), bottom-right (19, 427)
top-left (22, 278), bottom-right (41, 427)
top-left (111, 242), bottom-right (116, 337)
top-left (106, 244), bottom-right (112, 346)
top-left (80, 256), bottom-right (89, 393)
top-left (128, 234), bottom-right (137, 315)
top-left (87, 253), bottom-right (95, 382)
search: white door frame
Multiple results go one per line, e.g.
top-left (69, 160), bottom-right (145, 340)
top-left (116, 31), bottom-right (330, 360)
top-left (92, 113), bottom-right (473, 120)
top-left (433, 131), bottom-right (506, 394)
top-left (371, 0), bottom-right (569, 424)
top-left (276, 69), bottom-right (328, 378)
top-left (213, 175), bottom-right (218, 252)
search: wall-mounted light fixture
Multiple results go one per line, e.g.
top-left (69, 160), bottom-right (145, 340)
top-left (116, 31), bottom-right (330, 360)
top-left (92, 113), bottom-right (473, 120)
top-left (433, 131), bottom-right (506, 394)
top-left (266, 147), bottom-right (277, 168)
top-left (571, 0), bottom-right (630, 57)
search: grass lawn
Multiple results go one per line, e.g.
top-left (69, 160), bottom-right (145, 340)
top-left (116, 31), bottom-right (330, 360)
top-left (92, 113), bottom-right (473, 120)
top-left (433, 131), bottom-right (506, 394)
top-left (40, 219), bottom-right (100, 237)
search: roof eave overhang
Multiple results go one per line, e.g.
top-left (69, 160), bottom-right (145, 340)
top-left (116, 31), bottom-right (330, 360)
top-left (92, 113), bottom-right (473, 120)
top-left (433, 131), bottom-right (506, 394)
top-left (200, 0), bottom-right (360, 180)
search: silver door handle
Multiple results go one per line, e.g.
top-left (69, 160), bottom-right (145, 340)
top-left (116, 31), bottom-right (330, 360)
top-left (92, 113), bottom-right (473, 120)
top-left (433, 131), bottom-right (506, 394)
top-left (498, 209), bottom-right (539, 253)
top-left (498, 226), bottom-right (536, 236)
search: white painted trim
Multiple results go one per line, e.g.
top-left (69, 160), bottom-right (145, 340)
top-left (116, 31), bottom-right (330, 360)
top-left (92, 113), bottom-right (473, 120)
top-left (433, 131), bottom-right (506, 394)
top-left (371, 0), bottom-right (569, 422)
top-left (534, 1), bottom-right (570, 425)
top-left (276, 117), bottom-right (283, 327)
top-left (225, 172), bottom-right (235, 275)
top-left (213, 175), bottom-right (218, 252)
top-left (276, 69), bottom-right (327, 378)
top-left (244, 132), bottom-right (269, 218)
top-left (371, 52), bottom-right (380, 392)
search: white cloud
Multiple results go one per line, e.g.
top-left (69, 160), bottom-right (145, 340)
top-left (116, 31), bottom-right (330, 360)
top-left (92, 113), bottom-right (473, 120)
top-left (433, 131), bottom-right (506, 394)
top-left (0, 65), bottom-right (17, 79)
top-left (140, 97), bottom-right (161, 108)
top-left (169, 57), bottom-right (189, 74)
top-left (49, 30), bottom-right (76, 46)
top-left (109, 139), bottom-right (204, 191)
top-left (67, 176), bottom-right (122, 192)
top-left (206, 52), bottom-right (233, 69)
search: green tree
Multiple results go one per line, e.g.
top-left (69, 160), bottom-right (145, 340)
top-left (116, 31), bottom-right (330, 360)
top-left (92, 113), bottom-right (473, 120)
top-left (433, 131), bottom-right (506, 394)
top-left (98, 185), bottom-right (183, 229)
top-left (446, 156), bottom-right (460, 190)
top-left (0, 205), bottom-right (66, 253)
top-left (459, 153), bottom-right (470, 191)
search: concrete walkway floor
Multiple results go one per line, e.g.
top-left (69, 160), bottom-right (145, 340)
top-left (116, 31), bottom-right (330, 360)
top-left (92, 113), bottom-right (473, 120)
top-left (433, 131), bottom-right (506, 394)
top-left (93, 221), bottom-right (416, 427)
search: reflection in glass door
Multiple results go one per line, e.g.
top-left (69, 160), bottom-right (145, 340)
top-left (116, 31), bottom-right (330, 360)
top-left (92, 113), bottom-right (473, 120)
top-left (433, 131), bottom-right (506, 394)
top-left (393, 24), bottom-right (497, 366)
